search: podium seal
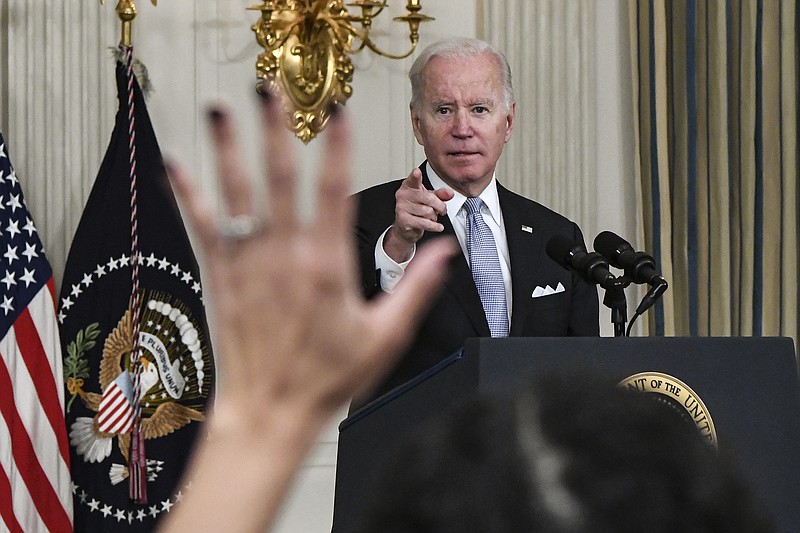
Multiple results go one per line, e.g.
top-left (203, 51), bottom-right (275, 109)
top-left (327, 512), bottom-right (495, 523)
top-left (619, 372), bottom-right (718, 447)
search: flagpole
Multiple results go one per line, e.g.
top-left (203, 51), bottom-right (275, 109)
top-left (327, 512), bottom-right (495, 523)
top-left (100, 0), bottom-right (160, 506)
top-left (99, 0), bottom-right (159, 47)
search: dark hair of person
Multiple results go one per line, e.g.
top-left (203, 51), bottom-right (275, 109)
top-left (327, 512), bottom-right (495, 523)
top-left (360, 373), bottom-right (774, 533)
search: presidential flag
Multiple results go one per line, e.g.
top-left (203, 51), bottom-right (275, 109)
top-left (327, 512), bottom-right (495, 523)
top-left (59, 51), bottom-right (214, 531)
top-left (0, 133), bottom-right (74, 532)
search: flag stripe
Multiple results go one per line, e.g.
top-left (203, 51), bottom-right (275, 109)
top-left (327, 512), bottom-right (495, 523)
top-left (0, 358), bottom-right (53, 533)
top-left (15, 302), bottom-right (71, 466)
top-left (0, 461), bottom-right (26, 533)
top-left (0, 352), bottom-right (72, 532)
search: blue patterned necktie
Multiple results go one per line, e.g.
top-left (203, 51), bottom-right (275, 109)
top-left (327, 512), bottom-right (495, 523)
top-left (464, 197), bottom-right (509, 337)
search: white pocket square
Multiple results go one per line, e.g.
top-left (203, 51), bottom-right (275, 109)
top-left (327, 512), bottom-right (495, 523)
top-left (531, 282), bottom-right (565, 298)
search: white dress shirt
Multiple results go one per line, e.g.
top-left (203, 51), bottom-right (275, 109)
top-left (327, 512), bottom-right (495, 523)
top-left (374, 164), bottom-right (513, 321)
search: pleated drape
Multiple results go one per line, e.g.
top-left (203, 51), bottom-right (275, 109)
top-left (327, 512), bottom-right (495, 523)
top-left (481, 0), bottom-right (598, 233)
top-left (629, 0), bottom-right (798, 348)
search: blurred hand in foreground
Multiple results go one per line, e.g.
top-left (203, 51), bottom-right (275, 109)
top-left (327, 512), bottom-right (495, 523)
top-left (158, 94), bottom-right (454, 533)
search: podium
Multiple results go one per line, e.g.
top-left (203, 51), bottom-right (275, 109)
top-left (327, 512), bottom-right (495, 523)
top-left (333, 337), bottom-right (800, 532)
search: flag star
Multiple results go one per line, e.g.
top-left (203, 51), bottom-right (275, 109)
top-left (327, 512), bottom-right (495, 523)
top-left (94, 264), bottom-right (107, 278)
top-left (147, 320), bottom-right (154, 327)
top-left (61, 296), bottom-right (74, 311)
top-left (6, 193), bottom-right (21, 213)
top-left (174, 490), bottom-right (184, 502)
top-left (81, 273), bottom-right (93, 287)
top-left (119, 254), bottom-right (130, 267)
top-left (158, 257), bottom-right (170, 270)
top-left (22, 242), bottom-right (38, 261)
top-left (136, 509), bottom-right (147, 521)
top-left (161, 499), bottom-right (174, 512)
top-left (70, 481), bottom-right (78, 493)
top-left (0, 142), bottom-right (5, 157)
top-left (79, 490), bottom-right (88, 503)
top-left (170, 263), bottom-right (181, 276)
top-left (1, 270), bottom-right (16, 289)
top-left (70, 283), bottom-right (82, 298)
top-left (58, 310), bottom-right (66, 323)
top-left (1, 296), bottom-right (13, 315)
top-left (192, 281), bottom-right (201, 294)
top-left (146, 253), bottom-right (157, 267)
top-left (5, 218), bottom-right (20, 238)
top-left (23, 217), bottom-right (36, 236)
top-left (6, 171), bottom-right (18, 187)
top-left (20, 268), bottom-right (35, 287)
top-left (181, 271), bottom-right (193, 283)
top-left (4, 245), bottom-right (18, 264)
top-left (148, 505), bottom-right (160, 518)
top-left (114, 508), bottom-right (126, 521)
top-left (128, 511), bottom-right (134, 524)
top-left (88, 499), bottom-right (100, 512)
top-left (155, 324), bottom-right (162, 331)
top-left (108, 257), bottom-right (119, 270)
top-left (101, 505), bottom-right (113, 517)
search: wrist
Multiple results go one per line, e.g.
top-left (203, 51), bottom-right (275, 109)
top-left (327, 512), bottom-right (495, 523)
top-left (384, 226), bottom-right (415, 263)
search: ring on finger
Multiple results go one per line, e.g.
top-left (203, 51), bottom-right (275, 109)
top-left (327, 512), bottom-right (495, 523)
top-left (218, 214), bottom-right (264, 241)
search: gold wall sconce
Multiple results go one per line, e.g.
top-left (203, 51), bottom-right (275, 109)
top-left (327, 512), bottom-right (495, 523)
top-left (248, 1), bottom-right (434, 143)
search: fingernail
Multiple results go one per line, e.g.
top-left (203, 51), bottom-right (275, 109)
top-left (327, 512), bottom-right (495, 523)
top-left (327, 102), bottom-right (342, 119)
top-left (208, 107), bottom-right (224, 123)
top-left (258, 85), bottom-right (273, 104)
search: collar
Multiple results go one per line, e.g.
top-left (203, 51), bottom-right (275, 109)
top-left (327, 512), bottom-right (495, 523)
top-left (424, 162), bottom-right (502, 225)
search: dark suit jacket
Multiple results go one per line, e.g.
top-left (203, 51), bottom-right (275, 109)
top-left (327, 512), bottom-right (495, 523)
top-left (353, 164), bottom-right (599, 408)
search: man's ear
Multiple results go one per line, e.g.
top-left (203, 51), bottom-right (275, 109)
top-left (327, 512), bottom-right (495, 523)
top-left (410, 106), bottom-right (424, 146)
top-left (504, 102), bottom-right (516, 143)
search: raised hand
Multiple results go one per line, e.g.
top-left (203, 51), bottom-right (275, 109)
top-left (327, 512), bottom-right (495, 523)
top-left (159, 94), bottom-right (454, 533)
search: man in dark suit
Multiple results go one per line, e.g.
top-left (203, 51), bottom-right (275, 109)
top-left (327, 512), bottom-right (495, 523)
top-left (352, 37), bottom-right (599, 408)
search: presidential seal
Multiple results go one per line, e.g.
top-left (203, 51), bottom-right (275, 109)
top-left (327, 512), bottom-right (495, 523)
top-left (619, 372), bottom-right (718, 447)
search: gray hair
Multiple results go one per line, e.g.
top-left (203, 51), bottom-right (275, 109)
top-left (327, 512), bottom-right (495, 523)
top-left (408, 37), bottom-right (514, 113)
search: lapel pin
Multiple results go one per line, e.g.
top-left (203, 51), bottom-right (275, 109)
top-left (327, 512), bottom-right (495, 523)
top-left (521, 225), bottom-right (533, 233)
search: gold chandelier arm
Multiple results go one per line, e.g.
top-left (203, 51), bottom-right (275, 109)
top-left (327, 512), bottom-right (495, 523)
top-left (248, 0), bottom-right (433, 142)
top-left (356, 35), bottom-right (418, 60)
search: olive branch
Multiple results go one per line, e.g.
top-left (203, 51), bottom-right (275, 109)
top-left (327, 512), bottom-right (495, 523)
top-left (63, 323), bottom-right (101, 412)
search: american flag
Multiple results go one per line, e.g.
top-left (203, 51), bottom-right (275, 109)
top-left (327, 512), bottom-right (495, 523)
top-left (0, 133), bottom-right (74, 532)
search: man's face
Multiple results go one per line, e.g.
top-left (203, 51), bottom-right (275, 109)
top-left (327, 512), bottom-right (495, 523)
top-left (411, 53), bottom-right (515, 197)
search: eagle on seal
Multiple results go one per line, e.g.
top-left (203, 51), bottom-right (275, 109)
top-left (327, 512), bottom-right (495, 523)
top-left (69, 307), bottom-right (205, 480)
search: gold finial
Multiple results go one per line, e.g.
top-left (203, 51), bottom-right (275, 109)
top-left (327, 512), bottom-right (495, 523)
top-left (100, 0), bottom-right (158, 46)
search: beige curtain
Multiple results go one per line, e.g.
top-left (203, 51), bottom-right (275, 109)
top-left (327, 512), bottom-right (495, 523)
top-left (629, 0), bottom-right (798, 348)
top-left (480, 0), bottom-right (598, 234)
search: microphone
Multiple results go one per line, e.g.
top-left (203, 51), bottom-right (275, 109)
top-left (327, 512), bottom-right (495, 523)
top-left (546, 235), bottom-right (618, 290)
top-left (593, 231), bottom-right (667, 287)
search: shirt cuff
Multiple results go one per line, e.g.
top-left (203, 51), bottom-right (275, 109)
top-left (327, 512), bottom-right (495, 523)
top-left (375, 226), bottom-right (415, 293)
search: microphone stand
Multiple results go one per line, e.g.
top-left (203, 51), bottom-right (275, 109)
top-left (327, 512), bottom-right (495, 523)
top-left (602, 277), bottom-right (631, 337)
